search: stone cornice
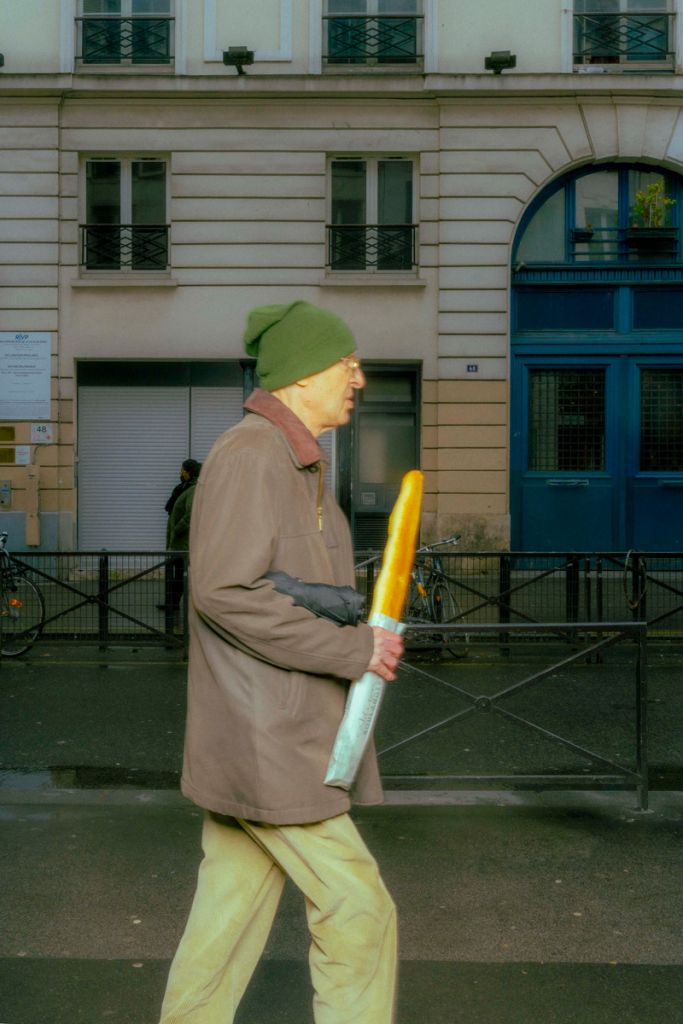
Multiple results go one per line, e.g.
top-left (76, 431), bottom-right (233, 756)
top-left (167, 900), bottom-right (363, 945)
top-left (1, 71), bottom-right (683, 102)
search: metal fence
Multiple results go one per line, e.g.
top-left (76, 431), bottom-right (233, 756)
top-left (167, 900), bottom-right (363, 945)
top-left (80, 224), bottom-right (170, 271)
top-left (326, 225), bottom-right (417, 271)
top-left (7, 548), bottom-right (683, 655)
top-left (379, 621), bottom-right (649, 809)
top-left (3, 551), bottom-right (657, 808)
top-left (10, 550), bottom-right (188, 653)
top-left (356, 549), bottom-right (683, 649)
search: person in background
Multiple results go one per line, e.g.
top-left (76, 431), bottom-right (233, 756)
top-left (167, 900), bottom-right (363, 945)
top-left (158, 301), bottom-right (403, 1024)
top-left (158, 458), bottom-right (202, 614)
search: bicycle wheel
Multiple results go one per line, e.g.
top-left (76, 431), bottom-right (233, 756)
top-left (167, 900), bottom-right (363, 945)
top-left (0, 574), bottom-right (45, 656)
top-left (403, 577), bottom-right (446, 655)
top-left (404, 578), bottom-right (441, 656)
top-left (430, 580), bottom-right (468, 658)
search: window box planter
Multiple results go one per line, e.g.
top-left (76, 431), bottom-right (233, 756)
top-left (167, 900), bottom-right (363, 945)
top-left (625, 226), bottom-right (678, 255)
top-left (570, 228), bottom-right (594, 244)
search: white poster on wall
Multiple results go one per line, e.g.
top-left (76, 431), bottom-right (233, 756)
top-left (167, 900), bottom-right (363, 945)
top-left (0, 332), bottom-right (52, 420)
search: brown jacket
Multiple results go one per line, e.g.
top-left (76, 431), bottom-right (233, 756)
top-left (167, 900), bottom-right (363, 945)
top-left (180, 389), bottom-right (380, 824)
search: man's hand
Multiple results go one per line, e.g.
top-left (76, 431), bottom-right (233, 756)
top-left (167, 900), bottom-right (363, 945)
top-left (368, 626), bottom-right (404, 682)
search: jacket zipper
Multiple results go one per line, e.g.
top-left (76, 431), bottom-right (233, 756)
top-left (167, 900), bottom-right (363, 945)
top-left (316, 462), bottom-right (324, 531)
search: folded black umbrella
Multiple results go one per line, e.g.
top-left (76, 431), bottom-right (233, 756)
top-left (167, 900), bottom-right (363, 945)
top-left (266, 570), bottom-right (365, 627)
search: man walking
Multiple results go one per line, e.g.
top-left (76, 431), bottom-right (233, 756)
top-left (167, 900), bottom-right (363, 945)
top-left (159, 300), bottom-right (403, 1024)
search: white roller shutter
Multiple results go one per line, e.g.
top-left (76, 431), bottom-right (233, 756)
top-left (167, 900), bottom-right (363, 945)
top-left (190, 386), bottom-right (243, 461)
top-left (78, 384), bottom-right (337, 550)
top-left (78, 387), bottom-right (189, 550)
top-left (319, 429), bottom-right (336, 493)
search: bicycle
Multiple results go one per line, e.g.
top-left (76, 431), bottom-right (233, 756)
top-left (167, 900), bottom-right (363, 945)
top-left (405, 535), bottom-right (469, 658)
top-left (0, 532), bottom-right (45, 656)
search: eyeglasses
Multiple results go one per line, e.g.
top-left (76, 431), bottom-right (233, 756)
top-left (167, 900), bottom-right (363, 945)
top-left (339, 355), bottom-right (362, 373)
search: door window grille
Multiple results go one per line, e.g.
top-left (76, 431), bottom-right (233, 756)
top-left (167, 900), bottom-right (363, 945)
top-left (529, 369), bottom-right (606, 471)
top-left (640, 369), bottom-right (683, 471)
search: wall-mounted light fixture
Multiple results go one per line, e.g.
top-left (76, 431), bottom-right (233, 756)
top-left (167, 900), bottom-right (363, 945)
top-left (484, 50), bottom-right (516, 74)
top-left (223, 47), bottom-right (254, 75)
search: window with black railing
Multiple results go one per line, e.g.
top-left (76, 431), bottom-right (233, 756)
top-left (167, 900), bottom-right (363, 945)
top-left (81, 158), bottom-right (169, 272)
top-left (323, 0), bottom-right (422, 67)
top-left (574, 0), bottom-right (674, 70)
top-left (328, 157), bottom-right (417, 272)
top-left (77, 0), bottom-right (173, 66)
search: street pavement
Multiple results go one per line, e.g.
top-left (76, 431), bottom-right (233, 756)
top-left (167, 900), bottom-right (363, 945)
top-left (1, 643), bottom-right (682, 1023)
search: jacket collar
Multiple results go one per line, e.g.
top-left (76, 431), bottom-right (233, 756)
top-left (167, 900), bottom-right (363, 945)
top-left (243, 389), bottom-right (325, 469)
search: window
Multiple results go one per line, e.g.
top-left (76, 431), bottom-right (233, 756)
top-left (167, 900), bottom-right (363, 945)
top-left (516, 165), bottom-right (680, 268)
top-left (513, 163), bottom-right (683, 334)
top-left (574, 0), bottom-right (674, 70)
top-left (78, 0), bottom-right (174, 67)
top-left (327, 157), bottom-right (416, 272)
top-left (81, 157), bottom-right (169, 272)
top-left (323, 0), bottom-right (422, 67)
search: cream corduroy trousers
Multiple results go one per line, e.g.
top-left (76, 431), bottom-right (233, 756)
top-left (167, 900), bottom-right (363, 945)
top-left (159, 810), bottom-right (398, 1024)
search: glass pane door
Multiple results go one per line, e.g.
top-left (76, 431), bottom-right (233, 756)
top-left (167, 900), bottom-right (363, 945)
top-left (330, 160), bottom-right (366, 269)
top-left (337, 366), bottom-right (419, 548)
top-left (85, 160), bottom-right (121, 269)
top-left (131, 160), bottom-right (167, 269)
top-left (377, 160), bottom-right (413, 269)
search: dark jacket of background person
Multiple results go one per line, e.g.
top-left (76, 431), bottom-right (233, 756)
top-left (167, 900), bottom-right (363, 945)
top-left (181, 388), bottom-right (379, 825)
top-left (166, 481), bottom-right (197, 551)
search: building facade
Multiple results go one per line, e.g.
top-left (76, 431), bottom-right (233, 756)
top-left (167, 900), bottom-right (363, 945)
top-left (1, 0), bottom-right (683, 552)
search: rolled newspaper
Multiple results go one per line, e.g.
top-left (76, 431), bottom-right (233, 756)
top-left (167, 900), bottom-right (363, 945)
top-left (325, 469), bottom-right (424, 789)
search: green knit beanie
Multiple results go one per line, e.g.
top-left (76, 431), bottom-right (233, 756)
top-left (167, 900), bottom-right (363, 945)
top-left (243, 300), bottom-right (355, 391)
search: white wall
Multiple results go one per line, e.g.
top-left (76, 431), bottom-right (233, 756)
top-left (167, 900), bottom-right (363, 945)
top-left (0, 1), bottom-right (568, 75)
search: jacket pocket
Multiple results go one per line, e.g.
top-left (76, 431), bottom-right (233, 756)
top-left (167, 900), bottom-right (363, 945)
top-left (279, 669), bottom-right (304, 716)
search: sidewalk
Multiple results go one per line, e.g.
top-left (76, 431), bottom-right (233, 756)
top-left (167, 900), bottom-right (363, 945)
top-left (0, 645), bottom-right (682, 1022)
top-left (0, 788), bottom-right (682, 1023)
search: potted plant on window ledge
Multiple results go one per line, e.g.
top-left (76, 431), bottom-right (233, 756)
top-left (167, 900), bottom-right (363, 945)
top-left (626, 181), bottom-right (677, 256)
top-left (570, 225), bottom-right (594, 244)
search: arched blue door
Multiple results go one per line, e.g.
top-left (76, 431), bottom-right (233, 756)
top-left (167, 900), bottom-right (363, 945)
top-left (511, 164), bottom-right (683, 551)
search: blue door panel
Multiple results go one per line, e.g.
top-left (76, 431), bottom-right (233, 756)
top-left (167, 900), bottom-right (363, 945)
top-left (512, 356), bottom-right (619, 550)
top-left (518, 478), bottom-right (615, 550)
top-left (628, 480), bottom-right (683, 550)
